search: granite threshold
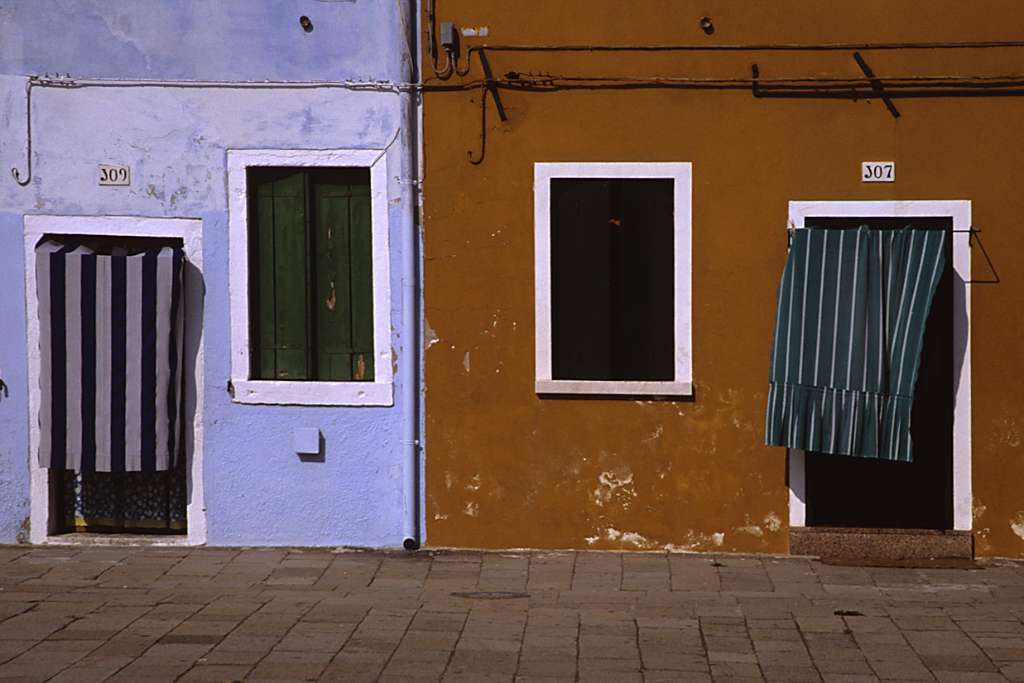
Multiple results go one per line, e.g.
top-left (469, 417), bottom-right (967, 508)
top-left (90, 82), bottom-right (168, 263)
top-left (791, 525), bottom-right (974, 563)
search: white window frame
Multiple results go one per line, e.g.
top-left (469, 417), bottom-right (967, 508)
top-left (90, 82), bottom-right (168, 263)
top-left (227, 149), bottom-right (393, 406)
top-left (786, 200), bottom-right (972, 532)
top-left (533, 162), bottom-right (693, 396)
top-left (23, 215), bottom-right (207, 545)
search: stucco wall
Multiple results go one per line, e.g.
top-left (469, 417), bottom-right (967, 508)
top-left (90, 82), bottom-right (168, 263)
top-left (421, 1), bottom-right (1024, 556)
top-left (0, 1), bottom-right (419, 546)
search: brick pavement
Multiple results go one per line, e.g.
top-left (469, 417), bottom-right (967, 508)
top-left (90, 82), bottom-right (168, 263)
top-left (0, 545), bottom-right (1022, 681)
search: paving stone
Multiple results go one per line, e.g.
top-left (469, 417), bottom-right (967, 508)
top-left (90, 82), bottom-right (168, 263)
top-left (932, 672), bottom-right (1007, 682)
top-left (321, 650), bottom-right (388, 679)
top-left (49, 664), bottom-right (131, 683)
top-left (448, 648), bottom-right (519, 674)
top-left (176, 663), bottom-right (253, 681)
top-left (516, 657), bottom-right (577, 677)
top-left (868, 659), bottom-right (934, 680)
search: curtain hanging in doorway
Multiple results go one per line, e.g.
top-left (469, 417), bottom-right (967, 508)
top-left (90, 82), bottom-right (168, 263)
top-left (764, 226), bottom-right (945, 462)
top-left (36, 240), bottom-right (185, 472)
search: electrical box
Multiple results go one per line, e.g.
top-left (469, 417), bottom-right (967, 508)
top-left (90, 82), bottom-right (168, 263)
top-left (440, 21), bottom-right (458, 50)
top-left (293, 427), bottom-right (321, 456)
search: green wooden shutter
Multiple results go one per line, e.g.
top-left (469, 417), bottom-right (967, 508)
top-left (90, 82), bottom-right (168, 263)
top-left (311, 170), bottom-right (374, 381)
top-left (249, 169), bottom-right (310, 380)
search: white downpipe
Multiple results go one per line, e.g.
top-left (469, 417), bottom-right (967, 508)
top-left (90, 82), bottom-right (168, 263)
top-left (402, 0), bottom-right (425, 550)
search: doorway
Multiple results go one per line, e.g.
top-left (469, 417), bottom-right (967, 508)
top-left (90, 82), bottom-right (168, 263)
top-left (47, 235), bottom-right (189, 536)
top-left (802, 217), bottom-right (953, 529)
top-left (24, 215), bottom-right (207, 545)
top-left (784, 200), bottom-right (973, 534)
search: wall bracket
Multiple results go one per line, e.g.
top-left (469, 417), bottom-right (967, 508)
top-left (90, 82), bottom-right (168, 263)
top-left (853, 51), bottom-right (900, 118)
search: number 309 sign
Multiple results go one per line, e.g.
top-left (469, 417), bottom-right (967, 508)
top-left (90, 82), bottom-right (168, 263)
top-left (98, 164), bottom-right (130, 186)
top-left (861, 161), bottom-right (895, 183)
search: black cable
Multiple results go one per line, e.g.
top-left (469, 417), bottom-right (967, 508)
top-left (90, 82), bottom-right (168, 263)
top-left (453, 40), bottom-right (1024, 79)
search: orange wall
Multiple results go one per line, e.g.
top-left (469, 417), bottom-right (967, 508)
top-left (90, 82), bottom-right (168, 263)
top-left (421, 1), bottom-right (1024, 555)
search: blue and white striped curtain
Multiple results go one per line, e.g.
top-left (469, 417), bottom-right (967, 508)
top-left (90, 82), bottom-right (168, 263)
top-left (765, 226), bottom-right (945, 462)
top-left (36, 240), bottom-right (185, 472)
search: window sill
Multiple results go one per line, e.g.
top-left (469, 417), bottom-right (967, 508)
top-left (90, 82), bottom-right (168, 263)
top-left (535, 379), bottom-right (693, 397)
top-left (230, 379), bottom-right (393, 406)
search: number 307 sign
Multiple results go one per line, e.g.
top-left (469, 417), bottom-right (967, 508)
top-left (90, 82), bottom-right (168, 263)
top-left (862, 161), bottom-right (895, 183)
top-left (98, 164), bottom-right (130, 186)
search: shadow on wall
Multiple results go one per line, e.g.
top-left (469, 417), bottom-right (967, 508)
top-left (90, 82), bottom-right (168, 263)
top-left (952, 229), bottom-right (1000, 410)
top-left (182, 259), bottom-right (205, 516)
top-left (953, 273), bottom-right (967, 408)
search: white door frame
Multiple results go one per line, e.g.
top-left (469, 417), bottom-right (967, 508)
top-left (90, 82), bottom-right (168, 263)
top-left (786, 200), bottom-right (972, 531)
top-left (23, 215), bottom-right (207, 545)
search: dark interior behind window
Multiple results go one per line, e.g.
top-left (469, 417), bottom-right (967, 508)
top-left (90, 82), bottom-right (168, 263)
top-left (550, 178), bottom-right (674, 381)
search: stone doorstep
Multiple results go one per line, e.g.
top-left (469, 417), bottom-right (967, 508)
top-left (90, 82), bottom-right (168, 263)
top-left (790, 527), bottom-right (975, 562)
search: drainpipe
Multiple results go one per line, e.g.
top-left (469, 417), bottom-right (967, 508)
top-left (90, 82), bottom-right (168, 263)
top-left (402, 0), bottom-right (425, 551)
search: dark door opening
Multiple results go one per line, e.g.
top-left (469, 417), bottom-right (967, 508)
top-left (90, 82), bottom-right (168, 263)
top-left (41, 234), bottom-right (188, 535)
top-left (803, 217), bottom-right (954, 530)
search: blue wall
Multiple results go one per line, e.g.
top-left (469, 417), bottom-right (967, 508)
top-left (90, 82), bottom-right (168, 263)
top-left (0, 1), bottom-right (419, 546)
top-left (0, 212), bottom-right (30, 543)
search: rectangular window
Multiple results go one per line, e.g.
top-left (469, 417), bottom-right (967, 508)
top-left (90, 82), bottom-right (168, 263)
top-left (551, 178), bottom-right (674, 381)
top-left (248, 167), bottom-right (374, 382)
top-left (535, 163), bottom-right (692, 396)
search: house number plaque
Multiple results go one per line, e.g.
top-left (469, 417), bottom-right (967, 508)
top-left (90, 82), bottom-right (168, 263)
top-left (861, 161), bottom-right (895, 183)
top-left (98, 164), bottom-right (131, 186)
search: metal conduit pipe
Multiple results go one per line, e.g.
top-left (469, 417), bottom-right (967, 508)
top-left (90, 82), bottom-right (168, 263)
top-left (9, 76), bottom-right (416, 187)
top-left (401, 0), bottom-right (425, 552)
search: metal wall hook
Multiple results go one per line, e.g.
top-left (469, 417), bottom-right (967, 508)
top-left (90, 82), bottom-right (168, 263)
top-left (11, 78), bottom-right (33, 186)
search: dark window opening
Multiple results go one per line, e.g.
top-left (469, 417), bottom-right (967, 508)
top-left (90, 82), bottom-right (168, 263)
top-left (248, 167), bottom-right (374, 382)
top-left (39, 234), bottom-right (184, 254)
top-left (550, 178), bottom-right (675, 381)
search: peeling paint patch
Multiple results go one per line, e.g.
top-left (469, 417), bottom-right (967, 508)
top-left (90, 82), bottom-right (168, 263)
top-left (602, 528), bottom-right (657, 549)
top-left (763, 512), bottom-right (782, 533)
top-left (16, 517), bottom-right (29, 545)
top-left (1011, 512), bottom-right (1024, 540)
top-left (973, 500), bottom-right (987, 522)
top-left (735, 524), bottom-right (764, 538)
top-left (466, 474), bottom-right (481, 492)
top-left (424, 319), bottom-right (440, 350)
top-left (664, 530), bottom-right (726, 552)
top-left (463, 502), bottom-right (479, 517)
top-left (640, 425), bottom-right (663, 444)
top-left (462, 352), bottom-right (471, 372)
top-left (433, 513), bottom-right (448, 521)
top-left (997, 417), bottom-right (1022, 448)
top-left (592, 468), bottom-right (636, 508)
top-left (584, 535), bottom-right (599, 545)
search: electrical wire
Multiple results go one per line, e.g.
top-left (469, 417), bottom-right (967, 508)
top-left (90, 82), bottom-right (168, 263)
top-left (14, 61), bottom-right (1024, 183)
top-left (452, 40), bottom-right (1024, 78)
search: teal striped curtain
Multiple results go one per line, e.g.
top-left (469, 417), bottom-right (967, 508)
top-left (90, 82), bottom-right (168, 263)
top-left (765, 226), bottom-right (945, 462)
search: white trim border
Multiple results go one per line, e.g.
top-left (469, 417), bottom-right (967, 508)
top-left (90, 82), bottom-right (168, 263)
top-left (23, 215), bottom-right (207, 545)
top-left (226, 149), bottom-right (393, 406)
top-left (533, 162), bottom-right (693, 396)
top-left (786, 200), bottom-right (972, 531)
